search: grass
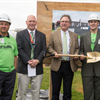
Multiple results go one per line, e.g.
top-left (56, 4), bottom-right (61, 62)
top-left (12, 67), bottom-right (83, 100)
top-left (71, 70), bottom-right (83, 100)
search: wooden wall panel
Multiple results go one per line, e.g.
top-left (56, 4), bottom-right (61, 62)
top-left (37, 1), bottom-right (100, 64)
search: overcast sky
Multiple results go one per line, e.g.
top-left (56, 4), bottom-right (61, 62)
top-left (0, 0), bottom-right (100, 30)
top-left (0, 0), bottom-right (37, 30)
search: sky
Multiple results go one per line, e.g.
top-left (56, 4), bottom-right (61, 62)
top-left (0, 0), bottom-right (100, 30)
top-left (0, 0), bottom-right (37, 30)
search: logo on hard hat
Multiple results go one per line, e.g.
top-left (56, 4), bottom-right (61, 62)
top-left (8, 18), bottom-right (10, 21)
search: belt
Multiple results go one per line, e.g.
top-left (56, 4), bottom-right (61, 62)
top-left (61, 60), bottom-right (70, 63)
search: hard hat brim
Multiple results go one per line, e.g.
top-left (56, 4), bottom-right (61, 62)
top-left (0, 19), bottom-right (11, 25)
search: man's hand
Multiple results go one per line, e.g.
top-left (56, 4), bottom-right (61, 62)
top-left (54, 52), bottom-right (60, 58)
top-left (73, 54), bottom-right (79, 60)
top-left (80, 54), bottom-right (85, 60)
top-left (28, 59), bottom-right (39, 68)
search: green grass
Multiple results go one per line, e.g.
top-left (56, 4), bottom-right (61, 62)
top-left (72, 70), bottom-right (83, 100)
top-left (12, 67), bottom-right (83, 100)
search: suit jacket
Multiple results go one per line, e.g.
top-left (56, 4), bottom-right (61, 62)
top-left (80, 30), bottom-right (100, 76)
top-left (16, 29), bottom-right (46, 75)
top-left (48, 30), bottom-right (79, 72)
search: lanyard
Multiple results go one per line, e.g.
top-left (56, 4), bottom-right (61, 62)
top-left (28, 32), bottom-right (33, 43)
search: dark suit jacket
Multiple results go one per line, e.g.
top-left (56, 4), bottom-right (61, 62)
top-left (48, 30), bottom-right (79, 72)
top-left (16, 29), bottom-right (46, 75)
top-left (80, 30), bottom-right (100, 76)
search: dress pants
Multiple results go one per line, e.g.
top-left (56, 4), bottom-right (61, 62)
top-left (0, 69), bottom-right (16, 100)
top-left (51, 61), bottom-right (74, 100)
top-left (18, 73), bottom-right (43, 100)
top-left (82, 76), bottom-right (100, 100)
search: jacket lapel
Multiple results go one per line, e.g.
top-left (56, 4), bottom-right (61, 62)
top-left (69, 31), bottom-right (72, 49)
top-left (34, 30), bottom-right (40, 48)
top-left (57, 30), bottom-right (62, 48)
top-left (24, 29), bottom-right (31, 46)
top-left (85, 32), bottom-right (91, 48)
top-left (94, 30), bottom-right (100, 49)
top-left (85, 32), bottom-right (95, 52)
top-left (85, 32), bottom-right (93, 52)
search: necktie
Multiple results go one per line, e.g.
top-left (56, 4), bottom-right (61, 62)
top-left (30, 31), bottom-right (34, 59)
top-left (63, 32), bottom-right (67, 60)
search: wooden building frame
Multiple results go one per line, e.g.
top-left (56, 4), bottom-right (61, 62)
top-left (37, 1), bottom-right (100, 99)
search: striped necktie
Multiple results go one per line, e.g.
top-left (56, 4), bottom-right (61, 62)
top-left (30, 31), bottom-right (34, 59)
top-left (63, 32), bottom-right (67, 60)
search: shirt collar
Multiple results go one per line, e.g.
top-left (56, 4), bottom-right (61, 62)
top-left (27, 29), bottom-right (36, 34)
top-left (0, 33), bottom-right (10, 38)
top-left (60, 29), bottom-right (69, 34)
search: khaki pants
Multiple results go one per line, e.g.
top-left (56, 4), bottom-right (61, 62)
top-left (17, 73), bottom-right (43, 100)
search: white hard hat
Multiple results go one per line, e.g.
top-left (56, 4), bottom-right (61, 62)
top-left (88, 13), bottom-right (100, 21)
top-left (0, 14), bottom-right (11, 25)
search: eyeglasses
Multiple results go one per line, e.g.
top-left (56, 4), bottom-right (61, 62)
top-left (60, 21), bottom-right (70, 23)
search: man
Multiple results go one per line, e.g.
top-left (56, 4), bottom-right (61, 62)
top-left (16, 15), bottom-right (46, 100)
top-left (0, 14), bottom-right (18, 100)
top-left (80, 13), bottom-right (100, 100)
top-left (48, 14), bottom-right (79, 100)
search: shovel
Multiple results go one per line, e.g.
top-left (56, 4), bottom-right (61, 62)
top-left (87, 52), bottom-right (100, 63)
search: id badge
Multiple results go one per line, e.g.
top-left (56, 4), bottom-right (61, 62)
top-left (0, 38), bottom-right (4, 43)
top-left (98, 39), bottom-right (100, 44)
